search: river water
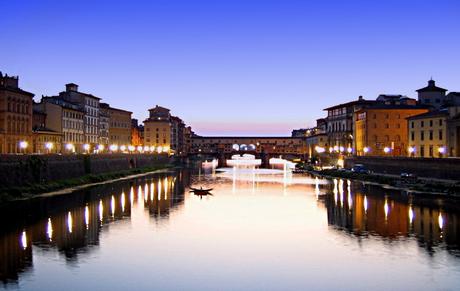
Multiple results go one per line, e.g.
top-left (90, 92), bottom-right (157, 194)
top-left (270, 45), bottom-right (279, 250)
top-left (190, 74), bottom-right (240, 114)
top-left (0, 167), bottom-right (459, 290)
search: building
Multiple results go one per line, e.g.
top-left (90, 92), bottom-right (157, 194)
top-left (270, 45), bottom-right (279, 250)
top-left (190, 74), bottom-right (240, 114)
top-left (0, 72), bottom-right (34, 154)
top-left (58, 83), bottom-right (101, 148)
top-left (446, 106), bottom-right (460, 157)
top-left (416, 79), bottom-right (448, 109)
top-left (131, 119), bottom-right (143, 146)
top-left (354, 104), bottom-right (429, 156)
top-left (31, 108), bottom-right (62, 153)
top-left (407, 110), bottom-right (449, 158)
top-left (170, 116), bottom-right (185, 155)
top-left (305, 118), bottom-right (328, 157)
top-left (39, 96), bottom-right (85, 152)
top-left (106, 104), bottom-right (132, 146)
top-left (99, 103), bottom-right (110, 147)
top-left (324, 96), bottom-right (377, 150)
top-left (291, 128), bottom-right (308, 137)
top-left (143, 105), bottom-right (171, 153)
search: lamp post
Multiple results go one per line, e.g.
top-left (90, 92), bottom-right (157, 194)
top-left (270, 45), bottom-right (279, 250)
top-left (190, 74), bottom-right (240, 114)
top-left (45, 142), bottom-right (54, 154)
top-left (19, 141), bottom-right (28, 154)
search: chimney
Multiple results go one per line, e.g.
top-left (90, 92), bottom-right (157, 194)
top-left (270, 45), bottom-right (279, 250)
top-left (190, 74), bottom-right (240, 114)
top-left (358, 95), bottom-right (363, 101)
top-left (66, 83), bottom-right (79, 92)
top-left (428, 79), bottom-right (435, 87)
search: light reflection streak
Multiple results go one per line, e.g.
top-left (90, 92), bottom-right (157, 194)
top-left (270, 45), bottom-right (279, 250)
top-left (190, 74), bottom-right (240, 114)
top-left (130, 186), bottom-right (135, 205)
top-left (21, 231), bottom-right (27, 249)
top-left (384, 199), bottom-right (389, 220)
top-left (333, 179), bottom-right (338, 205)
top-left (111, 195), bottom-right (115, 217)
top-left (315, 177), bottom-right (320, 200)
top-left (364, 195), bottom-right (368, 213)
top-left (164, 177), bottom-right (168, 200)
top-left (121, 192), bottom-right (126, 213)
top-left (438, 213), bottom-right (444, 229)
top-left (347, 192), bottom-right (352, 208)
top-left (409, 206), bottom-right (414, 224)
top-left (47, 218), bottom-right (53, 241)
top-left (85, 206), bottom-right (89, 229)
top-left (67, 212), bottom-right (73, 233)
top-left (99, 200), bottom-right (103, 222)
top-left (158, 179), bottom-right (161, 201)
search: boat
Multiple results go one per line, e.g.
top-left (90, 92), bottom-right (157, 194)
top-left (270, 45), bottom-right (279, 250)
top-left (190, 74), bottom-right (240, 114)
top-left (189, 187), bottom-right (213, 196)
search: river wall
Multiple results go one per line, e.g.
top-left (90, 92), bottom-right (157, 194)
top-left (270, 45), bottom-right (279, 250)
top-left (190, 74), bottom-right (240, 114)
top-left (0, 154), bottom-right (170, 187)
top-left (344, 156), bottom-right (460, 180)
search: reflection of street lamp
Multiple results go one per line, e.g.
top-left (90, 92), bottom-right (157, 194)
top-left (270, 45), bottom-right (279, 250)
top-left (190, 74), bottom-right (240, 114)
top-left (19, 141), bottom-right (28, 154)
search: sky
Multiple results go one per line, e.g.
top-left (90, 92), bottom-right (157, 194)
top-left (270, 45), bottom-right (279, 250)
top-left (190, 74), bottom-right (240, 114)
top-left (1, 0), bottom-right (460, 136)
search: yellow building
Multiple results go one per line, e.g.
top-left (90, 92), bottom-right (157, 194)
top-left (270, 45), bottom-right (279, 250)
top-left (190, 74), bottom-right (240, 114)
top-left (105, 104), bottom-right (132, 146)
top-left (32, 128), bottom-right (62, 154)
top-left (407, 110), bottom-right (449, 158)
top-left (0, 73), bottom-right (34, 154)
top-left (143, 106), bottom-right (171, 153)
top-left (354, 105), bottom-right (428, 156)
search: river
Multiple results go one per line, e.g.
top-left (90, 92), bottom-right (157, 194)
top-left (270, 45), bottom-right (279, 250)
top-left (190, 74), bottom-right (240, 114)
top-left (0, 166), bottom-right (459, 290)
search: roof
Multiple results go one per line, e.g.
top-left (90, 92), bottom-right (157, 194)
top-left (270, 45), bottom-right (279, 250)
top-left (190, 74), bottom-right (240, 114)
top-left (41, 96), bottom-right (85, 112)
top-left (406, 109), bottom-right (449, 120)
top-left (323, 98), bottom-right (377, 111)
top-left (32, 127), bottom-right (61, 134)
top-left (359, 104), bottom-right (431, 110)
top-left (416, 80), bottom-right (447, 93)
top-left (1, 86), bottom-right (34, 97)
top-left (148, 105), bottom-right (170, 112)
top-left (108, 106), bottom-right (132, 114)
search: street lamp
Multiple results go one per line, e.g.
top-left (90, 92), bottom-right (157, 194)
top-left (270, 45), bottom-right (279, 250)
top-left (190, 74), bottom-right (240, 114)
top-left (128, 145), bottom-right (135, 152)
top-left (83, 144), bottom-right (90, 153)
top-left (109, 144), bottom-right (118, 152)
top-left (120, 145), bottom-right (127, 152)
top-left (383, 147), bottom-right (391, 154)
top-left (97, 144), bottom-right (105, 152)
top-left (438, 146), bottom-right (446, 157)
top-left (45, 142), bottom-right (53, 153)
top-left (363, 147), bottom-right (369, 155)
top-left (65, 143), bottom-right (75, 153)
top-left (408, 146), bottom-right (415, 157)
top-left (19, 141), bottom-right (28, 154)
top-left (137, 145), bottom-right (143, 152)
top-left (346, 147), bottom-right (353, 154)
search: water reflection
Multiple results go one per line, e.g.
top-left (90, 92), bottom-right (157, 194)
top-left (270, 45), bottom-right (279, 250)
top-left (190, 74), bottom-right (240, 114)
top-left (0, 170), bottom-right (190, 284)
top-left (0, 170), bottom-right (458, 289)
top-left (320, 180), bottom-right (459, 256)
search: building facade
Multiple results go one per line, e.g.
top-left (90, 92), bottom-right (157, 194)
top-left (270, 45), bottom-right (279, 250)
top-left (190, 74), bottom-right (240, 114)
top-left (107, 105), bottom-right (132, 146)
top-left (58, 83), bottom-right (100, 148)
top-left (143, 106), bottom-right (171, 153)
top-left (99, 103), bottom-right (110, 147)
top-left (0, 73), bottom-right (34, 154)
top-left (324, 96), bottom-right (377, 150)
top-left (407, 110), bottom-right (449, 158)
top-left (354, 105), bottom-right (429, 156)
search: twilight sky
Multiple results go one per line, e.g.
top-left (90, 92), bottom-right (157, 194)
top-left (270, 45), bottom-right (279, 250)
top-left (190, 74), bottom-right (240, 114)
top-left (1, 0), bottom-right (459, 136)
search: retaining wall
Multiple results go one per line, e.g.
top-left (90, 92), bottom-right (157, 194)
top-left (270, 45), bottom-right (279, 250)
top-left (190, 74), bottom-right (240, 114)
top-left (344, 156), bottom-right (460, 180)
top-left (0, 154), bottom-right (170, 187)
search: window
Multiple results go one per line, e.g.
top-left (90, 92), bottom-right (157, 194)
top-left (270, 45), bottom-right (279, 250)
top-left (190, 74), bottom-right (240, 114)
top-left (420, 146), bottom-right (425, 157)
top-left (421, 131), bottom-right (424, 141)
top-left (439, 119), bottom-right (443, 126)
top-left (373, 114), bottom-right (377, 119)
top-left (411, 132), bottom-right (414, 141)
top-left (439, 130), bottom-right (443, 140)
top-left (429, 131), bottom-right (433, 140)
top-left (421, 121), bottom-right (424, 127)
top-left (429, 120), bottom-right (433, 127)
top-left (385, 124), bottom-right (389, 129)
top-left (429, 145), bottom-right (434, 157)
top-left (385, 114), bottom-right (389, 119)
top-left (411, 122), bottom-right (414, 129)
top-left (396, 123), bottom-right (400, 129)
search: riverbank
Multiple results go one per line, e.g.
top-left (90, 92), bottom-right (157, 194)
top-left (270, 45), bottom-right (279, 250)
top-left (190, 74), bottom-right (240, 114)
top-left (0, 164), bottom-right (173, 203)
top-left (310, 168), bottom-right (460, 196)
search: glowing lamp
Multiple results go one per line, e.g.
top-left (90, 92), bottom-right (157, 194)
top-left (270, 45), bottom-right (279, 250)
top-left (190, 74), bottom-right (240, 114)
top-left (339, 146), bottom-right (345, 152)
top-left (120, 145), bottom-right (127, 151)
top-left (45, 142), bottom-right (53, 150)
top-left (65, 143), bottom-right (74, 151)
top-left (383, 147), bottom-right (391, 154)
top-left (128, 145), bottom-right (135, 152)
top-left (408, 146), bottom-right (415, 154)
top-left (97, 144), bottom-right (105, 151)
top-left (346, 147), bottom-right (352, 153)
top-left (137, 146), bottom-right (143, 152)
top-left (83, 144), bottom-right (90, 151)
top-left (363, 147), bottom-right (369, 153)
top-left (109, 144), bottom-right (118, 152)
top-left (438, 147), bottom-right (446, 154)
top-left (19, 141), bottom-right (28, 149)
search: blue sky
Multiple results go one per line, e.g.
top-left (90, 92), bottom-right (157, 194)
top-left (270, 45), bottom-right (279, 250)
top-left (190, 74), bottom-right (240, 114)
top-left (1, 0), bottom-right (459, 135)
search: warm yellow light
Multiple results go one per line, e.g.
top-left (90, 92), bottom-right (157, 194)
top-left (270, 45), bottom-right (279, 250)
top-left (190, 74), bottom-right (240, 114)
top-left (66, 143), bottom-right (75, 151)
top-left (137, 146), bottom-right (143, 152)
top-left (97, 144), bottom-right (105, 151)
top-left (110, 144), bottom-right (118, 151)
top-left (408, 146), bottom-right (415, 154)
top-left (128, 145), bottom-right (135, 152)
top-left (363, 147), bottom-right (369, 153)
top-left (120, 145), bottom-right (127, 151)
top-left (83, 144), bottom-right (90, 151)
top-left (438, 147), bottom-right (446, 154)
